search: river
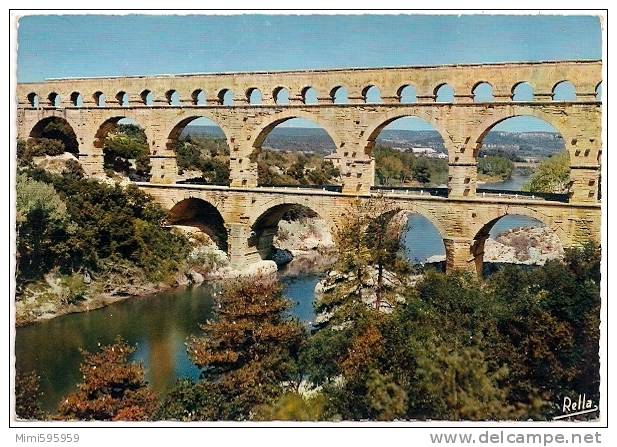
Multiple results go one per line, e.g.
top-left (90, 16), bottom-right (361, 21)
top-left (16, 180), bottom-right (541, 412)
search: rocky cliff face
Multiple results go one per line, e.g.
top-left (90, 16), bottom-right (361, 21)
top-left (271, 217), bottom-right (337, 276)
top-left (426, 226), bottom-right (564, 266)
top-left (485, 226), bottom-right (563, 265)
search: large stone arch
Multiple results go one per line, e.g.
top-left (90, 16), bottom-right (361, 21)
top-left (359, 111), bottom-right (452, 157)
top-left (166, 197), bottom-right (228, 252)
top-left (468, 206), bottom-right (566, 276)
top-left (468, 108), bottom-right (568, 157)
top-left (375, 202), bottom-right (448, 242)
top-left (247, 198), bottom-right (335, 260)
top-left (163, 111), bottom-right (232, 151)
top-left (469, 205), bottom-right (564, 242)
top-left (249, 110), bottom-right (343, 152)
top-left (93, 115), bottom-right (148, 150)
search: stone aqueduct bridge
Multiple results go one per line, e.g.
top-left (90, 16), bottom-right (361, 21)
top-left (17, 61), bottom-right (602, 273)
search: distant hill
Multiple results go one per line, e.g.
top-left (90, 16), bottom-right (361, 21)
top-left (182, 125), bottom-right (565, 159)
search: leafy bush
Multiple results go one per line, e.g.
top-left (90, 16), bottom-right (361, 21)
top-left (16, 169), bottom-right (190, 286)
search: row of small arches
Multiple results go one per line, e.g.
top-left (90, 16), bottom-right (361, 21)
top-left (27, 80), bottom-right (602, 108)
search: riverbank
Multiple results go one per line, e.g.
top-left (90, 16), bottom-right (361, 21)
top-left (15, 215), bottom-right (559, 326)
top-left (15, 224), bottom-right (277, 327)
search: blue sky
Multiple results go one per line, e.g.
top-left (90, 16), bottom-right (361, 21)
top-left (17, 14), bottom-right (602, 132)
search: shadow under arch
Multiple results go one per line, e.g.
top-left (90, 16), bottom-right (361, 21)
top-left (29, 116), bottom-right (80, 155)
top-left (470, 211), bottom-right (564, 276)
top-left (166, 197), bottom-right (228, 252)
top-left (249, 202), bottom-right (333, 262)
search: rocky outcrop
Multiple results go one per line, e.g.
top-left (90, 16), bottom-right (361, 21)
top-left (487, 226), bottom-right (563, 264)
top-left (272, 217), bottom-right (337, 276)
top-left (314, 267), bottom-right (421, 322)
top-left (425, 226), bottom-right (564, 266)
top-left (32, 152), bottom-right (79, 174)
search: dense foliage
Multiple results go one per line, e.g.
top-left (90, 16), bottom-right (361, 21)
top-left (102, 124), bottom-right (151, 181)
top-left (477, 155), bottom-right (514, 181)
top-left (257, 149), bottom-right (340, 186)
top-left (523, 152), bottom-right (571, 194)
top-left (374, 145), bottom-right (448, 186)
top-left (15, 371), bottom-right (46, 420)
top-left (159, 277), bottom-right (304, 420)
top-left (22, 204), bottom-right (600, 421)
top-left (16, 169), bottom-right (189, 287)
top-left (58, 338), bottom-right (158, 421)
top-left (175, 135), bottom-right (230, 184)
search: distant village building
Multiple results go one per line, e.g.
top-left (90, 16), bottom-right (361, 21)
top-left (410, 147), bottom-right (448, 159)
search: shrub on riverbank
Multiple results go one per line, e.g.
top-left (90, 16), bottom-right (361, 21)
top-left (15, 169), bottom-right (192, 325)
top-left (16, 169), bottom-right (190, 288)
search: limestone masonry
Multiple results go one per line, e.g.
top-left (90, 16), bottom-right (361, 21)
top-left (16, 60), bottom-right (602, 273)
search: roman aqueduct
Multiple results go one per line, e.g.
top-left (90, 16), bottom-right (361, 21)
top-left (16, 60), bottom-right (602, 273)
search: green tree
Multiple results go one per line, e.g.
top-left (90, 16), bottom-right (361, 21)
top-left (523, 152), bottom-right (570, 193)
top-left (16, 173), bottom-right (72, 283)
top-left (412, 158), bottom-right (432, 183)
top-left (477, 156), bottom-right (514, 180)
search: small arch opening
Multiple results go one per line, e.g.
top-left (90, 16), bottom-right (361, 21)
top-left (247, 88), bottom-right (262, 105)
top-left (273, 87), bottom-right (290, 105)
top-left (331, 86), bottom-right (348, 104)
top-left (27, 93), bottom-right (39, 108)
top-left (398, 85), bottom-right (417, 104)
top-left (141, 90), bottom-right (153, 106)
top-left (512, 82), bottom-right (534, 102)
top-left (473, 82), bottom-right (494, 103)
top-left (48, 92), bottom-right (61, 107)
top-left (552, 81), bottom-right (577, 101)
top-left (218, 89), bottom-right (233, 106)
top-left (166, 90), bottom-right (180, 106)
top-left (435, 84), bottom-right (454, 103)
top-left (70, 92), bottom-right (83, 107)
top-left (93, 92), bottom-right (106, 107)
top-left (302, 87), bottom-right (318, 105)
top-left (595, 82), bottom-right (602, 102)
top-left (192, 89), bottom-right (206, 105)
top-left (363, 85), bottom-right (382, 104)
top-left (116, 91), bottom-right (129, 107)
